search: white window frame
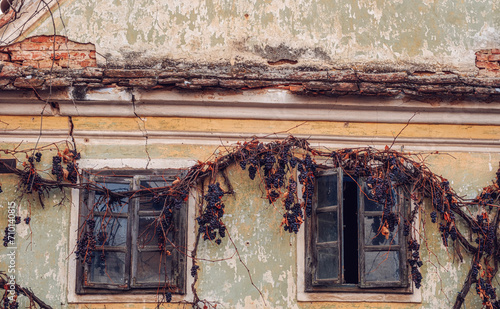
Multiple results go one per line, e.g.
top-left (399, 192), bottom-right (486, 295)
top-left (67, 158), bottom-right (197, 303)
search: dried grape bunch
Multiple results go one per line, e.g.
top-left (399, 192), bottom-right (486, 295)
top-left (52, 155), bottom-right (64, 182)
top-left (74, 219), bottom-right (97, 264)
top-left (197, 183), bottom-right (226, 243)
top-left (407, 240), bottom-right (423, 289)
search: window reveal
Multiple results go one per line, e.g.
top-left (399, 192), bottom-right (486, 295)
top-left (76, 171), bottom-right (187, 294)
top-left (305, 168), bottom-right (410, 292)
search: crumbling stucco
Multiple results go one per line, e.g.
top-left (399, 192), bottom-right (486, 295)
top-left (19, 0), bottom-right (500, 71)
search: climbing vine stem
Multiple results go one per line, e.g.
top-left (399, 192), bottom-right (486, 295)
top-left (1, 135), bottom-right (500, 308)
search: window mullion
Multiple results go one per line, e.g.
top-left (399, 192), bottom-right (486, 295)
top-left (130, 175), bottom-right (141, 288)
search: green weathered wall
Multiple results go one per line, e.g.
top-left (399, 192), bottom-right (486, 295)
top-left (24, 0), bottom-right (500, 69)
top-left (1, 116), bottom-right (500, 308)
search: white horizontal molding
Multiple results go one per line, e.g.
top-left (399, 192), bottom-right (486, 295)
top-left (2, 88), bottom-right (500, 125)
top-left (2, 130), bottom-right (500, 152)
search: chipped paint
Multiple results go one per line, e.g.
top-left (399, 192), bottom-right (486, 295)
top-left (19, 0), bottom-right (499, 70)
top-left (1, 116), bottom-right (500, 308)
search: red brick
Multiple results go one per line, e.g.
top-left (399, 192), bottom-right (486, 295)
top-left (158, 78), bottom-right (184, 85)
top-left (305, 81), bottom-right (333, 91)
top-left (104, 69), bottom-right (156, 78)
top-left (38, 60), bottom-right (60, 69)
top-left (0, 79), bottom-right (10, 87)
top-left (0, 52), bottom-right (10, 61)
top-left (128, 78), bottom-right (157, 87)
top-left (0, 42), bottom-right (21, 52)
top-left (476, 53), bottom-right (490, 61)
top-left (477, 61), bottom-right (500, 70)
top-left (245, 80), bottom-right (278, 88)
top-left (29, 35), bottom-right (68, 44)
top-left (359, 82), bottom-right (387, 93)
top-left (289, 85), bottom-right (304, 92)
top-left (462, 77), bottom-right (500, 87)
top-left (0, 63), bottom-right (21, 77)
top-left (408, 74), bottom-right (459, 84)
top-left (46, 78), bottom-right (71, 87)
top-left (79, 59), bottom-right (97, 68)
top-left (287, 71), bottom-right (328, 81)
top-left (327, 70), bottom-right (357, 82)
top-left (82, 67), bottom-right (103, 78)
top-left (488, 54), bottom-right (500, 61)
top-left (13, 77), bottom-right (44, 88)
top-left (358, 72), bottom-right (407, 83)
top-left (331, 82), bottom-right (358, 92)
top-left (492, 49), bottom-right (500, 54)
top-left (416, 85), bottom-right (449, 93)
top-left (21, 41), bottom-right (59, 51)
top-left (191, 78), bottom-right (219, 86)
top-left (89, 50), bottom-right (96, 59)
top-left (22, 60), bottom-right (40, 68)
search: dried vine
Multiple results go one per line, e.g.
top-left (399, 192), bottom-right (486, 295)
top-left (1, 136), bottom-right (500, 308)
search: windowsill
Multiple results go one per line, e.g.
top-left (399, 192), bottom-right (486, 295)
top-left (296, 224), bottom-right (422, 303)
top-left (67, 158), bottom-right (197, 303)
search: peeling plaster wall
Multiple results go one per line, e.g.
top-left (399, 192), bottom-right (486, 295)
top-left (22, 0), bottom-right (500, 70)
top-left (1, 116), bottom-right (500, 308)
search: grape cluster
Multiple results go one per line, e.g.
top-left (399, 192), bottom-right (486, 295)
top-left (14, 216), bottom-right (20, 224)
top-left (476, 278), bottom-right (497, 302)
top-left (407, 240), bottom-right (423, 289)
top-left (75, 219), bottom-right (97, 264)
top-left (430, 211), bottom-right (437, 223)
top-left (66, 162), bottom-right (78, 183)
top-left (52, 156), bottom-right (64, 182)
top-left (35, 151), bottom-right (42, 162)
top-left (191, 263), bottom-right (200, 277)
top-left (197, 183), bottom-right (226, 243)
top-left (165, 291), bottom-right (172, 303)
top-left (24, 217), bottom-right (30, 224)
top-left (0, 185), bottom-right (2, 194)
top-left (366, 176), bottom-right (399, 232)
top-left (298, 155), bottom-right (317, 218)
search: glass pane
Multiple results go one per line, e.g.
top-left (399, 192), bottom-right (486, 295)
top-left (363, 182), bottom-right (397, 212)
top-left (364, 251), bottom-right (400, 282)
top-left (95, 182), bottom-right (130, 212)
top-left (317, 174), bottom-right (337, 208)
top-left (317, 212), bottom-right (338, 243)
top-left (136, 251), bottom-right (174, 283)
top-left (139, 180), bottom-right (169, 211)
top-left (95, 216), bottom-right (128, 246)
top-left (364, 216), bottom-right (398, 246)
top-left (88, 251), bottom-right (126, 285)
top-left (316, 247), bottom-right (339, 280)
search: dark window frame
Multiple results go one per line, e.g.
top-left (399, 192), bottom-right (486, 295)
top-left (76, 169), bottom-right (187, 295)
top-left (305, 167), bottom-right (411, 294)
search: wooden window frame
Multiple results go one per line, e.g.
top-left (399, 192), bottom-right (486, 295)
top-left (305, 167), bottom-right (411, 294)
top-left (76, 169), bottom-right (187, 295)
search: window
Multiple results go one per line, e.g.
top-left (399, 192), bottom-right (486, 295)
top-left (304, 168), bottom-right (410, 293)
top-left (75, 169), bottom-right (187, 295)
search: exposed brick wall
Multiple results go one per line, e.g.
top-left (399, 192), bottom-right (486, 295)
top-left (476, 49), bottom-right (500, 76)
top-left (0, 35), bottom-right (96, 69)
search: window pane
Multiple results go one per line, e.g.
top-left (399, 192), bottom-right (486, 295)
top-left (139, 180), bottom-right (168, 211)
top-left (317, 211), bottom-right (338, 243)
top-left (364, 251), bottom-right (400, 282)
top-left (95, 216), bottom-right (128, 246)
top-left (136, 251), bottom-right (173, 283)
top-left (95, 182), bottom-right (130, 212)
top-left (317, 175), bottom-right (337, 208)
top-left (316, 247), bottom-right (339, 280)
top-left (362, 182), bottom-right (397, 212)
top-left (364, 216), bottom-right (398, 246)
top-left (89, 251), bottom-right (126, 285)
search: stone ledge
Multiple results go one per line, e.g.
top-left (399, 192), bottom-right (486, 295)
top-left (0, 63), bottom-right (499, 99)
